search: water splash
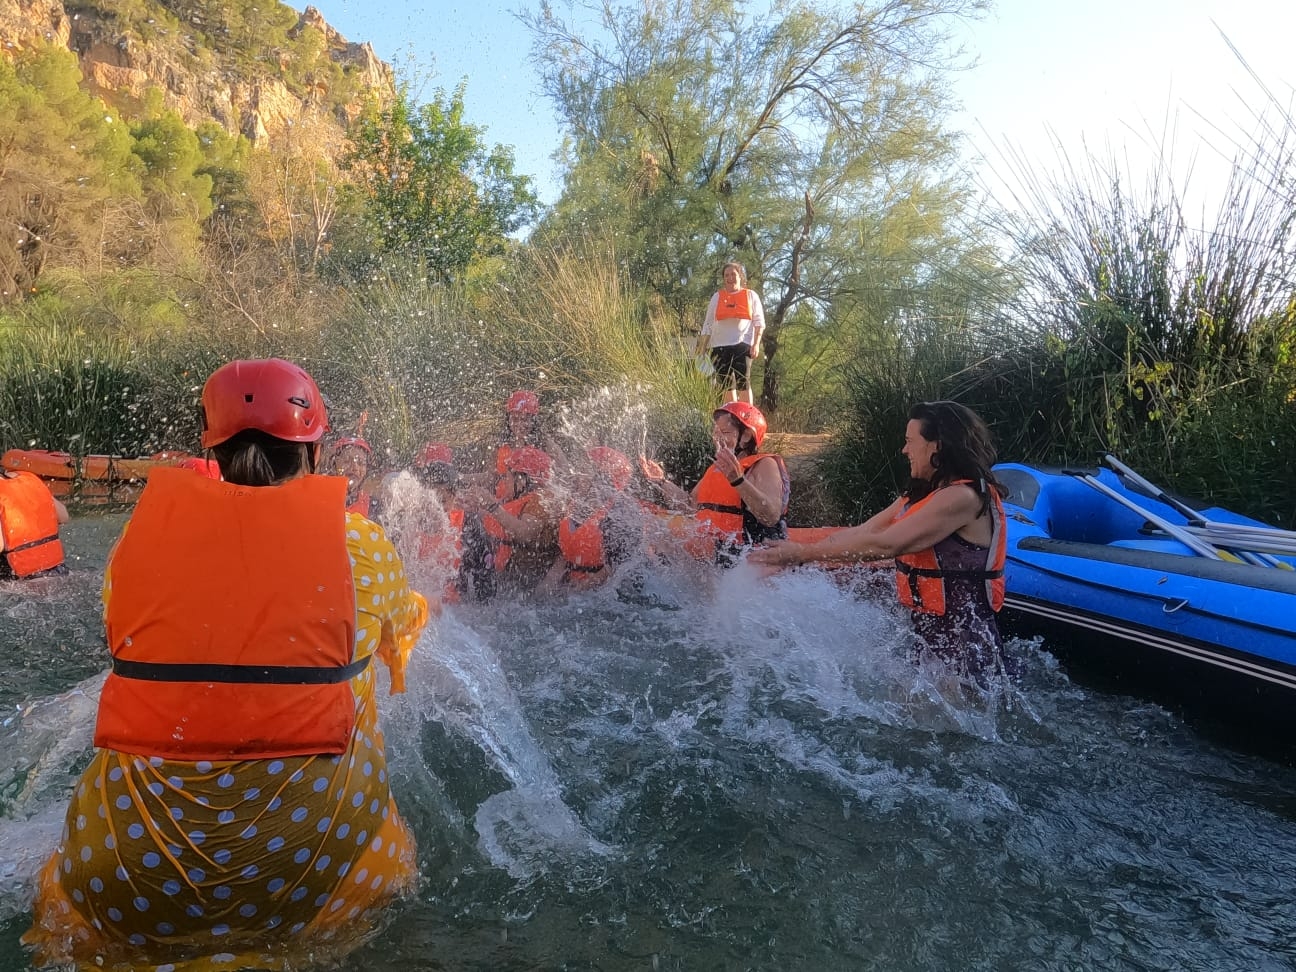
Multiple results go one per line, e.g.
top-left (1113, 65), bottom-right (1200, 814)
top-left (0, 673), bottom-right (103, 922)
top-left (383, 611), bottom-right (615, 880)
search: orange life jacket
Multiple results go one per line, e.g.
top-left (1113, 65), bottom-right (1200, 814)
top-left (500, 492), bottom-right (542, 532)
top-left (0, 471), bottom-right (65, 577)
top-left (557, 506), bottom-right (611, 588)
top-left (483, 512), bottom-right (511, 571)
top-left (714, 288), bottom-right (753, 321)
top-left (418, 507), bottom-right (466, 603)
top-left (894, 480), bottom-right (1006, 616)
top-left (175, 456), bottom-right (222, 479)
top-left (495, 445), bottom-right (516, 500)
top-left (346, 488), bottom-right (372, 516)
top-left (694, 453), bottom-right (789, 550)
top-left (95, 468), bottom-right (360, 761)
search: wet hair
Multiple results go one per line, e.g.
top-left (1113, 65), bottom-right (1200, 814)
top-left (212, 429), bottom-right (316, 486)
top-left (905, 401), bottom-right (1001, 513)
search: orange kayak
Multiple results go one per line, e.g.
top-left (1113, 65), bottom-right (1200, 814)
top-left (0, 449), bottom-right (209, 504)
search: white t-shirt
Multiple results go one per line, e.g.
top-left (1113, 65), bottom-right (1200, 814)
top-left (702, 288), bottom-right (765, 348)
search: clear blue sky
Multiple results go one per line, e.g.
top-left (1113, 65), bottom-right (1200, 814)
top-left (301, 0), bottom-right (1296, 209)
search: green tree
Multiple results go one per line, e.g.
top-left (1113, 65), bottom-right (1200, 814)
top-left (527, 0), bottom-right (985, 411)
top-left (340, 85), bottom-right (540, 285)
top-left (0, 45), bottom-right (141, 301)
top-left (130, 110), bottom-right (216, 264)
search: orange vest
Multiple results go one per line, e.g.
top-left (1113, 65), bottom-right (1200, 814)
top-left (894, 481), bottom-right (1006, 616)
top-left (95, 468), bottom-right (360, 761)
top-left (557, 507), bottom-right (611, 588)
top-left (694, 453), bottom-right (789, 545)
top-left (500, 492), bottom-right (543, 533)
top-left (714, 288), bottom-right (753, 321)
top-left (494, 445), bottom-right (514, 501)
top-left (417, 507), bottom-right (465, 603)
top-left (0, 471), bottom-right (65, 577)
top-left (346, 488), bottom-right (372, 516)
top-left (483, 512), bottom-right (511, 571)
top-left (175, 456), bottom-right (222, 479)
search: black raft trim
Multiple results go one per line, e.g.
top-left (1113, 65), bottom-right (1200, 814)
top-left (110, 654), bottom-right (372, 685)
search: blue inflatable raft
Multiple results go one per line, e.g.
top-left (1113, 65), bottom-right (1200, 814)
top-left (994, 461), bottom-right (1296, 720)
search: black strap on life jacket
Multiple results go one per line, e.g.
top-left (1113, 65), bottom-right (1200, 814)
top-left (110, 654), bottom-right (372, 685)
top-left (6, 533), bottom-right (59, 554)
top-left (697, 501), bottom-right (743, 516)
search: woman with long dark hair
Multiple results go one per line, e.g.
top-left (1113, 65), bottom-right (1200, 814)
top-left (751, 401), bottom-right (1006, 675)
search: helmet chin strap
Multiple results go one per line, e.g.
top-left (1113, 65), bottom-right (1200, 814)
top-left (307, 442), bottom-right (321, 475)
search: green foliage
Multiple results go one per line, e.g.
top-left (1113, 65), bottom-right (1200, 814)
top-left (0, 314), bottom-right (218, 456)
top-left (0, 45), bottom-right (142, 300)
top-left (818, 130), bottom-right (1296, 528)
top-left (527, 0), bottom-right (986, 409)
top-left (195, 122), bottom-right (257, 231)
top-left (338, 86), bottom-right (540, 286)
top-left (131, 111), bottom-right (216, 262)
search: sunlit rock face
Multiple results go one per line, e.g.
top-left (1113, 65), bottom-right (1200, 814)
top-left (0, 0), bottom-right (70, 49)
top-left (0, 0), bottom-right (394, 147)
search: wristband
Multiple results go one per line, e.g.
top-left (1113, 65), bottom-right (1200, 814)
top-left (728, 475), bottom-right (746, 487)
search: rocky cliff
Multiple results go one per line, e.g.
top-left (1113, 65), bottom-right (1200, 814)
top-left (0, 0), bottom-right (393, 145)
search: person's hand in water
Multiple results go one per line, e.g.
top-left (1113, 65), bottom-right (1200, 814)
top-left (748, 540), bottom-right (802, 568)
top-left (639, 456), bottom-right (665, 481)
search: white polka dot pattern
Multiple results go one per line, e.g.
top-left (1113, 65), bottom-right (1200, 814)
top-left (27, 512), bottom-right (423, 971)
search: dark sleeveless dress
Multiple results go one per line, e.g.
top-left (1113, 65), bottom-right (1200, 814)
top-left (908, 530), bottom-right (1005, 681)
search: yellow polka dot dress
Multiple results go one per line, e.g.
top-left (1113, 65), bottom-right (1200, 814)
top-left (24, 513), bottom-right (427, 971)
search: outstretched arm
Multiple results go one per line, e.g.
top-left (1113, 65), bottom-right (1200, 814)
top-left (640, 456), bottom-right (696, 511)
top-left (750, 487), bottom-right (983, 567)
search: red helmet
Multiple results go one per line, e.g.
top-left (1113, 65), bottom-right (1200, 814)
top-left (587, 446), bottom-right (632, 491)
top-left (200, 359), bottom-right (328, 448)
top-left (415, 441), bottom-right (454, 468)
top-left (713, 402), bottom-right (768, 450)
top-left (506, 390), bottom-right (540, 416)
top-left (175, 456), bottom-right (222, 480)
top-left (505, 446), bottom-right (552, 481)
top-left (329, 435), bottom-right (372, 456)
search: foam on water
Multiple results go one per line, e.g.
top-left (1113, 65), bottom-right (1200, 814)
top-left (382, 611), bottom-right (616, 880)
top-left (0, 674), bottom-right (103, 922)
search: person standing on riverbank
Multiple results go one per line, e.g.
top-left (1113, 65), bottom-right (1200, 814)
top-left (696, 261), bottom-right (765, 405)
top-left (750, 401), bottom-right (1006, 679)
top-left (24, 358), bottom-right (428, 971)
top-left (0, 469), bottom-right (69, 578)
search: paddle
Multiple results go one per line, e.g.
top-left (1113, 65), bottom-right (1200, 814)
top-left (1103, 454), bottom-right (1289, 569)
top-left (1182, 526), bottom-right (1296, 557)
top-left (1063, 469), bottom-right (1225, 560)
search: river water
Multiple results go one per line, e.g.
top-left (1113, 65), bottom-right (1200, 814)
top-left (2, 512), bottom-right (1296, 971)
